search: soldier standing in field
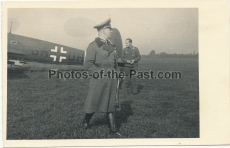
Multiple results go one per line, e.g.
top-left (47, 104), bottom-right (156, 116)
top-left (82, 18), bottom-right (121, 136)
top-left (121, 38), bottom-right (141, 94)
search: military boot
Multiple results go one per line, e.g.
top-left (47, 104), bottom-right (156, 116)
top-left (107, 112), bottom-right (122, 137)
top-left (82, 113), bottom-right (94, 129)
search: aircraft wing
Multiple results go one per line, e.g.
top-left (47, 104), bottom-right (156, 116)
top-left (8, 60), bottom-right (26, 66)
top-left (8, 48), bottom-right (27, 66)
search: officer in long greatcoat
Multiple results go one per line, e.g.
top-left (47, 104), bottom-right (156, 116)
top-left (82, 18), bottom-right (121, 136)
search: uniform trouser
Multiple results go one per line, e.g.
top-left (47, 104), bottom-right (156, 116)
top-left (124, 66), bottom-right (138, 94)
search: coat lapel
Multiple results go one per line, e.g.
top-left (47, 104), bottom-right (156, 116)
top-left (106, 41), bottom-right (116, 57)
top-left (95, 37), bottom-right (116, 57)
top-left (95, 37), bottom-right (104, 47)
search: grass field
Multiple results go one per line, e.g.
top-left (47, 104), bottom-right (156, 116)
top-left (7, 57), bottom-right (199, 139)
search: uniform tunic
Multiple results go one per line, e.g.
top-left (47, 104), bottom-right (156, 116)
top-left (84, 37), bottom-right (117, 113)
top-left (121, 45), bottom-right (141, 67)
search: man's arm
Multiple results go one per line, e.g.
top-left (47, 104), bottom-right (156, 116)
top-left (134, 48), bottom-right (141, 63)
top-left (84, 43), bottom-right (97, 70)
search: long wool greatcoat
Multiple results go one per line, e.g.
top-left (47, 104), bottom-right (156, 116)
top-left (84, 37), bottom-right (117, 113)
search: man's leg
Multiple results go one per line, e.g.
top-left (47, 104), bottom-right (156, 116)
top-left (132, 66), bottom-right (138, 94)
top-left (82, 112), bottom-right (94, 129)
top-left (106, 112), bottom-right (122, 136)
top-left (124, 67), bottom-right (132, 89)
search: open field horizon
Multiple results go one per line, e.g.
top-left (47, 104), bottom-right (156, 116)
top-left (7, 57), bottom-right (199, 139)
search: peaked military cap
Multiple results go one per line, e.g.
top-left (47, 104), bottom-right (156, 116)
top-left (94, 18), bottom-right (111, 31)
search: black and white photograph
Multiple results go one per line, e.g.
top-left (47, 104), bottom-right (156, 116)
top-left (6, 8), bottom-right (199, 139)
top-left (2, 0), bottom-right (230, 147)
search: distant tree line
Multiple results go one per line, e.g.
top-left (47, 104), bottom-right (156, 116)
top-left (142, 50), bottom-right (198, 58)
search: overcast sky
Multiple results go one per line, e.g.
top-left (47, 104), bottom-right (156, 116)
top-left (8, 8), bottom-right (198, 55)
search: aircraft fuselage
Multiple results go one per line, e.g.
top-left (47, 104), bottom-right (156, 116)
top-left (8, 33), bottom-right (85, 65)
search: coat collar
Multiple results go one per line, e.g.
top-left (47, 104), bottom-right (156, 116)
top-left (95, 37), bottom-right (116, 57)
top-left (126, 45), bottom-right (134, 50)
top-left (129, 45), bottom-right (134, 49)
top-left (95, 37), bottom-right (107, 47)
top-left (95, 37), bottom-right (116, 48)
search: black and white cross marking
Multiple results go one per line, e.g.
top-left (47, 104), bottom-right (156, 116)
top-left (50, 46), bottom-right (67, 62)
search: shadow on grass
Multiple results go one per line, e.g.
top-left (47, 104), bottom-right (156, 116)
top-left (138, 84), bottom-right (144, 90)
top-left (116, 100), bottom-right (133, 129)
top-left (92, 115), bottom-right (108, 127)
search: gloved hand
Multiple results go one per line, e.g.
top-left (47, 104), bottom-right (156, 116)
top-left (130, 59), bottom-right (135, 64)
